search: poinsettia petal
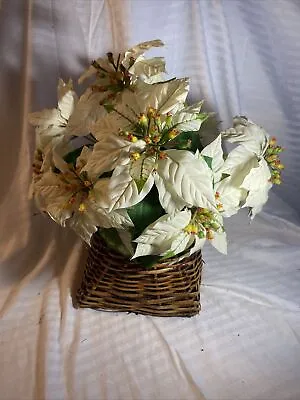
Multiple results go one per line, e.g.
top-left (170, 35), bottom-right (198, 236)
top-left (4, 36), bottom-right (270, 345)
top-left (154, 171), bottom-right (187, 214)
top-left (210, 231), bottom-right (227, 254)
top-left (123, 39), bottom-right (164, 69)
top-left (172, 101), bottom-right (208, 132)
top-left (201, 134), bottom-right (224, 181)
top-left (83, 135), bottom-right (145, 180)
top-left (129, 56), bottom-right (166, 80)
top-left (169, 232), bottom-right (192, 256)
top-left (215, 177), bottom-right (247, 217)
top-left (241, 159), bottom-right (272, 217)
top-left (222, 117), bottom-right (269, 156)
top-left (58, 90), bottom-right (77, 121)
top-left (158, 149), bottom-right (216, 210)
top-left (107, 164), bottom-right (154, 211)
top-left (57, 78), bottom-right (73, 100)
top-left (132, 209), bottom-right (191, 258)
top-left (66, 89), bottom-right (107, 136)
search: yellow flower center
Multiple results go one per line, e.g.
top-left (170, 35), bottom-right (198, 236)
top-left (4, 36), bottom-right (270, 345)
top-left (78, 203), bottom-right (86, 212)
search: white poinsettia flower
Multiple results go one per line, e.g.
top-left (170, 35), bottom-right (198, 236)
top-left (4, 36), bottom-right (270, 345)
top-left (132, 209), bottom-right (193, 258)
top-left (29, 79), bottom-right (78, 151)
top-left (84, 79), bottom-right (213, 213)
top-left (199, 134), bottom-right (247, 217)
top-left (220, 117), bottom-right (285, 218)
top-left (132, 207), bottom-right (227, 259)
top-left (221, 116), bottom-right (269, 156)
top-left (240, 158), bottom-right (272, 217)
top-left (78, 39), bottom-right (165, 86)
top-left (33, 147), bottom-right (133, 244)
top-left (199, 129), bottom-right (277, 218)
top-left (66, 88), bottom-right (108, 136)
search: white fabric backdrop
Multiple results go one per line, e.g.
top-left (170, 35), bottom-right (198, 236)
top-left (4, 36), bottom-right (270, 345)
top-left (0, 1), bottom-right (300, 399)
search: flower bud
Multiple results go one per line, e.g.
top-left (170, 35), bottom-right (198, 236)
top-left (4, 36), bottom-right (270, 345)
top-left (206, 230), bottom-right (214, 240)
top-left (211, 222), bottom-right (220, 231)
top-left (185, 224), bottom-right (199, 235)
top-left (147, 107), bottom-right (156, 118)
top-left (152, 131), bottom-right (161, 143)
top-left (159, 151), bottom-right (167, 160)
top-left (165, 112), bottom-right (173, 126)
top-left (217, 203), bottom-right (224, 211)
top-left (266, 154), bottom-right (278, 163)
top-left (78, 203), bottom-right (86, 212)
top-left (269, 137), bottom-right (277, 147)
top-left (130, 152), bottom-right (141, 161)
top-left (139, 113), bottom-right (148, 127)
top-left (168, 129), bottom-right (179, 140)
top-left (272, 177), bottom-right (282, 185)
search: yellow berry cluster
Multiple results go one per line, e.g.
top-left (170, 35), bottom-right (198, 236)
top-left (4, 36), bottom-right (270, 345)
top-left (265, 137), bottom-right (284, 185)
top-left (184, 208), bottom-right (223, 241)
top-left (61, 170), bottom-right (93, 213)
top-left (119, 107), bottom-right (180, 162)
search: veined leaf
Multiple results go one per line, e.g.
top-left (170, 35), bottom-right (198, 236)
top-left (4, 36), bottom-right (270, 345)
top-left (171, 102), bottom-right (208, 132)
top-left (58, 90), bottom-right (77, 121)
top-left (132, 209), bottom-right (192, 258)
top-left (123, 39), bottom-right (164, 68)
top-left (222, 118), bottom-right (269, 157)
top-left (201, 134), bottom-right (224, 181)
top-left (154, 171), bottom-right (187, 214)
top-left (83, 135), bottom-right (145, 180)
top-left (108, 164), bottom-right (154, 211)
top-left (169, 232), bottom-right (192, 256)
top-left (129, 57), bottom-right (166, 80)
top-left (129, 155), bottom-right (156, 193)
top-left (157, 149), bottom-right (217, 210)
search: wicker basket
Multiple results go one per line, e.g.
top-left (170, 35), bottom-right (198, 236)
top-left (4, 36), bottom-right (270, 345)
top-left (76, 232), bottom-right (203, 317)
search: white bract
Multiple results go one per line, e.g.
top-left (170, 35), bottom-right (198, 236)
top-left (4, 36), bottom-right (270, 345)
top-left (33, 147), bottom-right (132, 244)
top-left (29, 41), bottom-right (284, 261)
top-left (133, 208), bottom-right (227, 259)
top-left (78, 39), bottom-right (165, 85)
top-left (221, 117), bottom-right (277, 218)
top-left (29, 79), bottom-right (78, 151)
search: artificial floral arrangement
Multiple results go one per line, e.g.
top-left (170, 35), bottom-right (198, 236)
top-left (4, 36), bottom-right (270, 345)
top-left (29, 40), bottom-right (284, 317)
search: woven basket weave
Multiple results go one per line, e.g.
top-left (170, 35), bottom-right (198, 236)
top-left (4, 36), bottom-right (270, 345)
top-left (76, 232), bottom-right (203, 317)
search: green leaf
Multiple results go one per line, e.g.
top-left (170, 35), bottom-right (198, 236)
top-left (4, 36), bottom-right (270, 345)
top-left (127, 187), bottom-right (165, 239)
top-left (98, 228), bottom-right (133, 257)
top-left (220, 173), bottom-right (230, 181)
top-left (63, 146), bottom-right (84, 166)
top-left (135, 178), bottom-right (147, 193)
top-left (103, 104), bottom-right (115, 113)
top-left (167, 130), bottom-right (203, 152)
top-left (202, 155), bottom-right (213, 169)
top-left (161, 250), bottom-right (176, 260)
top-left (134, 254), bottom-right (162, 268)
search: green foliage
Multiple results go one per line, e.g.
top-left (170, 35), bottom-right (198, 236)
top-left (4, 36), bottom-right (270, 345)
top-left (98, 228), bottom-right (133, 257)
top-left (167, 131), bottom-right (203, 152)
top-left (202, 155), bottom-right (213, 169)
top-left (63, 146), bottom-right (84, 166)
top-left (127, 186), bottom-right (165, 240)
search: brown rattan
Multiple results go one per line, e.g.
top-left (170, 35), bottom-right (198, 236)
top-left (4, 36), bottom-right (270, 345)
top-left (76, 233), bottom-right (203, 317)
